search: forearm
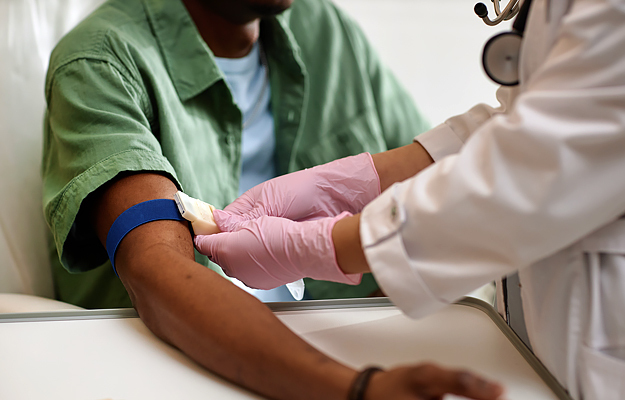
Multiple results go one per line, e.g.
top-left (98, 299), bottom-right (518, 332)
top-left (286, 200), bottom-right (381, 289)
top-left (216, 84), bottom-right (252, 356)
top-left (372, 141), bottom-right (433, 192)
top-left (118, 244), bottom-right (356, 400)
top-left (332, 214), bottom-right (370, 275)
top-left (91, 173), bottom-right (356, 400)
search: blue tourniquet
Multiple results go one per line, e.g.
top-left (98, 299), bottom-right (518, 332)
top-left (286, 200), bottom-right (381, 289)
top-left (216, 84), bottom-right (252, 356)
top-left (105, 199), bottom-right (185, 276)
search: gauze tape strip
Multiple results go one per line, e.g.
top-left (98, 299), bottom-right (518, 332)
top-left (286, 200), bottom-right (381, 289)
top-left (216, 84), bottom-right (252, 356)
top-left (174, 191), bottom-right (220, 235)
top-left (106, 199), bottom-right (185, 277)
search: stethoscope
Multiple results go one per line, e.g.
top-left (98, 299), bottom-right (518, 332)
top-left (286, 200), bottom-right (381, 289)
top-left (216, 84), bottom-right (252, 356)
top-left (475, 0), bottom-right (534, 86)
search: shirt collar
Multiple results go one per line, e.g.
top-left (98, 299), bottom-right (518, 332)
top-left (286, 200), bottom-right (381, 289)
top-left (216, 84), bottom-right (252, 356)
top-left (261, 11), bottom-right (307, 80)
top-left (142, 0), bottom-right (305, 102)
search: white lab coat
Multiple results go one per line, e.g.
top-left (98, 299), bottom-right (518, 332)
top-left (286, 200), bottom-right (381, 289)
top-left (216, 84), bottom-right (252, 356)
top-left (360, 0), bottom-right (625, 398)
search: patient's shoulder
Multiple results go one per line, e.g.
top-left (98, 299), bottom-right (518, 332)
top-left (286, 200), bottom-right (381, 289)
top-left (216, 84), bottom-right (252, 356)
top-left (47, 0), bottom-right (152, 81)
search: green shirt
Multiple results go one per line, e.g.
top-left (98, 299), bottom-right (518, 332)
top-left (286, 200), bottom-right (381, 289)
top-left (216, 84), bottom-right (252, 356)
top-left (43, 0), bottom-right (429, 308)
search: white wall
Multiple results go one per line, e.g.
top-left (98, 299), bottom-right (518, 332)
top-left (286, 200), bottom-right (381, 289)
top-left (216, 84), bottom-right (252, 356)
top-left (333, 0), bottom-right (512, 126)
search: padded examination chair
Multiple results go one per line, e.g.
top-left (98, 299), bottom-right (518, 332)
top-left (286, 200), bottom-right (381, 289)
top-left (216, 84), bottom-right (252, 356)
top-left (0, 0), bottom-right (105, 312)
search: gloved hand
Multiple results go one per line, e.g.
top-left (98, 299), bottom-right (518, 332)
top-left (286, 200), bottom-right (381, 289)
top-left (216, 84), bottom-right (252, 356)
top-left (194, 210), bottom-right (361, 290)
top-left (224, 153), bottom-right (380, 224)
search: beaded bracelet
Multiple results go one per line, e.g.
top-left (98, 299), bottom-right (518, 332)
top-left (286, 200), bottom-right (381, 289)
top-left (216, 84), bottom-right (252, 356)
top-left (348, 366), bottom-right (384, 400)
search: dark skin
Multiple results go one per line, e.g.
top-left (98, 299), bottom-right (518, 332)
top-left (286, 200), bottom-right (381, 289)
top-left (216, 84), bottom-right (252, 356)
top-left (90, 173), bottom-right (355, 399)
top-left (86, 2), bottom-right (504, 399)
top-left (181, 0), bottom-right (292, 57)
top-left (90, 172), bottom-right (503, 400)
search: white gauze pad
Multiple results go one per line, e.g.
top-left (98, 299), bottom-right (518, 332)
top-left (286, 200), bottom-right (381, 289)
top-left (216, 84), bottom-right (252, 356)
top-left (174, 191), bottom-right (220, 235)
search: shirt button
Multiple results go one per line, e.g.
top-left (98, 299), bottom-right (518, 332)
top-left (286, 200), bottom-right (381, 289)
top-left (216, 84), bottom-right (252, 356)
top-left (287, 110), bottom-right (295, 122)
top-left (225, 135), bottom-right (234, 145)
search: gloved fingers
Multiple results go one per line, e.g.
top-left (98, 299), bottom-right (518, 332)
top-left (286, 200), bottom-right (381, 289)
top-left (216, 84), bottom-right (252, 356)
top-left (223, 194), bottom-right (275, 224)
top-left (212, 209), bottom-right (249, 232)
top-left (223, 193), bottom-right (256, 216)
top-left (194, 232), bottom-right (227, 265)
top-left (193, 231), bottom-right (247, 281)
top-left (213, 209), bottom-right (283, 232)
top-left (194, 221), bottom-right (302, 291)
top-left (223, 184), bottom-right (278, 218)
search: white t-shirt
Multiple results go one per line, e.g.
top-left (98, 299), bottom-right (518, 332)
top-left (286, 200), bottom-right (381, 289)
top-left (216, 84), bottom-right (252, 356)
top-left (214, 42), bottom-right (276, 195)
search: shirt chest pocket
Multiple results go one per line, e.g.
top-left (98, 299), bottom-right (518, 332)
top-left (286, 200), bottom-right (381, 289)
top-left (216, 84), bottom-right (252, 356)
top-left (294, 110), bottom-right (386, 169)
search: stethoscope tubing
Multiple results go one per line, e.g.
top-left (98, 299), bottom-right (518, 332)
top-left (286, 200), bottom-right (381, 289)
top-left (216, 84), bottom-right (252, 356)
top-left (477, 0), bottom-right (521, 26)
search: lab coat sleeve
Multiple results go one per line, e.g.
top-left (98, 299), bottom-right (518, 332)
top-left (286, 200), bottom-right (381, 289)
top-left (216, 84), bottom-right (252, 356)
top-left (415, 86), bottom-right (519, 161)
top-left (362, 0), bottom-right (625, 319)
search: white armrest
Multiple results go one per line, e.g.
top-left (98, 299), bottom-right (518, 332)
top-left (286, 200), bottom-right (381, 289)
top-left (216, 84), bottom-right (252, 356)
top-left (0, 294), bottom-right (83, 313)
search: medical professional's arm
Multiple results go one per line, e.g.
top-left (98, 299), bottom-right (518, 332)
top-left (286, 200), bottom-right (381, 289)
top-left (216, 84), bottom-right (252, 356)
top-left (92, 172), bottom-right (503, 400)
top-left (361, 143), bottom-right (434, 278)
top-left (371, 142), bottom-right (434, 192)
top-left (206, 0), bottom-right (625, 324)
top-left (357, 0), bottom-right (625, 319)
top-left (219, 142), bottom-right (434, 231)
top-left (336, 137), bottom-right (457, 274)
top-left (194, 143), bottom-right (434, 289)
top-left (332, 214), bottom-right (370, 275)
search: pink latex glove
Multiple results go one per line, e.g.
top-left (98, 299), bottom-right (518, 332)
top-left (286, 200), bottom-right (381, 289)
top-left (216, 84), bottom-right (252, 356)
top-left (224, 153), bottom-right (380, 223)
top-left (194, 211), bottom-right (361, 290)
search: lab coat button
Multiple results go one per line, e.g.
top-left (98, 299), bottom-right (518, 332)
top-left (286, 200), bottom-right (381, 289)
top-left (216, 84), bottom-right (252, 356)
top-left (391, 206), bottom-right (397, 220)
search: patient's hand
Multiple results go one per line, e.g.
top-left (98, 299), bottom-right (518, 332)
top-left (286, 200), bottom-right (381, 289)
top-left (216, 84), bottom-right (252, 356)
top-left (367, 364), bottom-right (504, 400)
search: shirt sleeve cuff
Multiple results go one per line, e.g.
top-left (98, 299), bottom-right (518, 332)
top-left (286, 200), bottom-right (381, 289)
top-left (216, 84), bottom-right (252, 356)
top-left (414, 123), bottom-right (464, 162)
top-left (360, 189), bottom-right (449, 319)
top-left (363, 230), bottom-right (449, 319)
top-left (46, 150), bottom-right (180, 273)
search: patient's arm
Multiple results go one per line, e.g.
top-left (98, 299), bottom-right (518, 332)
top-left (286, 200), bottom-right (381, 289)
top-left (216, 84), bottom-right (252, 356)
top-left (89, 172), bottom-right (504, 400)
top-left (89, 172), bottom-right (355, 400)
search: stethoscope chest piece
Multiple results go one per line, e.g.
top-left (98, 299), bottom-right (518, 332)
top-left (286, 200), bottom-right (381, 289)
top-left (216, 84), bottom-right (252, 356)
top-left (482, 31), bottom-right (523, 86)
